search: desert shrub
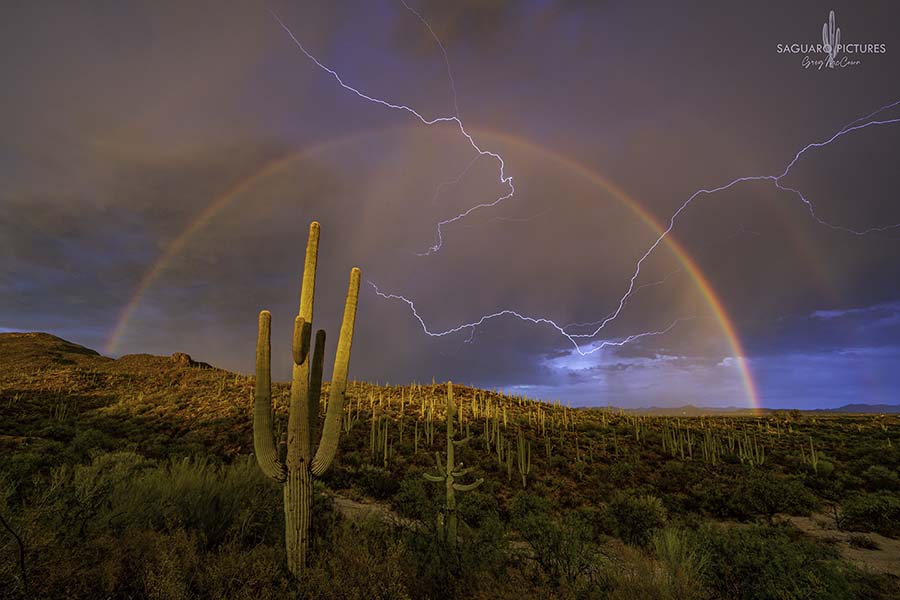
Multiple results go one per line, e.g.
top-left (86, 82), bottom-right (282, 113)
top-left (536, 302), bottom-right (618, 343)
top-left (404, 510), bottom-right (511, 599)
top-left (139, 528), bottom-right (201, 600)
top-left (303, 518), bottom-right (411, 600)
top-left (607, 461), bottom-right (637, 487)
top-left (861, 465), bottom-right (899, 492)
top-left (606, 542), bottom-right (707, 600)
top-left (355, 465), bottom-right (400, 500)
top-left (0, 446), bottom-right (64, 504)
top-left (457, 484), bottom-right (500, 529)
top-left (847, 533), bottom-right (879, 550)
top-left (652, 527), bottom-right (709, 588)
top-left (735, 471), bottom-right (819, 521)
top-left (392, 474), bottom-right (439, 522)
top-left (110, 455), bottom-right (283, 549)
top-left (15, 452), bottom-right (346, 599)
top-left (605, 490), bottom-right (667, 547)
top-left (698, 471), bottom-right (817, 521)
top-left (695, 478), bottom-right (739, 518)
top-left (656, 460), bottom-right (702, 496)
top-left (36, 421), bottom-right (75, 442)
top-left (70, 427), bottom-right (114, 459)
top-left (510, 494), bottom-right (600, 590)
top-left (695, 523), bottom-right (856, 600)
top-left (841, 492), bottom-right (900, 537)
top-left (46, 451), bottom-right (153, 541)
top-left (39, 452), bottom-right (284, 550)
top-left (194, 541), bottom-right (288, 600)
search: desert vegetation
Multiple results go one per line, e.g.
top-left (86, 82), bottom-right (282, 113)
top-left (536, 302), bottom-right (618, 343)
top-left (1, 322), bottom-right (899, 597)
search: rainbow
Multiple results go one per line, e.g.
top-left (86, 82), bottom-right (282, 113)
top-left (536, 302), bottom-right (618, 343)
top-left (102, 137), bottom-right (360, 357)
top-left (105, 127), bottom-right (760, 410)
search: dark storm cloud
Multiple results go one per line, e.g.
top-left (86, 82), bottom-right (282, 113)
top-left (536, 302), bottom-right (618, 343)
top-left (2, 1), bottom-right (900, 407)
top-left (745, 302), bottom-right (900, 356)
top-left (392, 0), bottom-right (519, 48)
top-left (0, 137), bottom-right (299, 351)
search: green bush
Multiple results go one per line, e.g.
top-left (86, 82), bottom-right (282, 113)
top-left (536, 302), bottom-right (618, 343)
top-left (841, 492), bottom-right (900, 537)
top-left (736, 471), bottom-right (819, 521)
top-left (861, 466), bottom-right (899, 492)
top-left (695, 523), bottom-right (857, 600)
top-left (41, 453), bottom-right (283, 550)
top-left (510, 493), bottom-right (600, 590)
top-left (390, 474), bottom-right (441, 524)
top-left (605, 490), bottom-right (667, 547)
top-left (403, 511), bottom-right (511, 599)
top-left (355, 465), bottom-right (400, 500)
top-left (304, 519), bottom-right (412, 600)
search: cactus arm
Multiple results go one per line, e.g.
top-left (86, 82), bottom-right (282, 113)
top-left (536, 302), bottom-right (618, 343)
top-left (308, 329), bottom-right (326, 445)
top-left (423, 473), bottom-right (445, 483)
top-left (292, 316), bottom-right (310, 366)
top-left (311, 267), bottom-right (361, 476)
top-left (253, 310), bottom-right (286, 482)
top-left (453, 479), bottom-right (483, 492)
top-left (299, 221), bottom-right (320, 323)
top-left (829, 11), bottom-right (836, 45)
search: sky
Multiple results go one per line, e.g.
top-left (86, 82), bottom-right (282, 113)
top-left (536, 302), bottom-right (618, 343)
top-left (2, 0), bottom-right (899, 409)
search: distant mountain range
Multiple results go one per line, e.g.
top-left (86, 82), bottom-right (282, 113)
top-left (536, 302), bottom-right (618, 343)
top-left (621, 403), bottom-right (900, 416)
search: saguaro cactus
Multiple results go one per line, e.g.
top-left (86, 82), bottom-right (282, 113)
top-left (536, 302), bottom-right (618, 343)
top-left (822, 10), bottom-right (840, 67)
top-left (424, 382), bottom-right (483, 548)
top-left (517, 429), bottom-right (531, 488)
top-left (254, 221), bottom-right (360, 577)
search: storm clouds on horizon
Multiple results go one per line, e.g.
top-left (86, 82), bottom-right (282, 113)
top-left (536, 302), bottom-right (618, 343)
top-left (2, 1), bottom-right (900, 409)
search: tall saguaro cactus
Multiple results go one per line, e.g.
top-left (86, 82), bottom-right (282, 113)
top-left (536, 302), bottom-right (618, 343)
top-left (254, 221), bottom-right (361, 577)
top-left (424, 382), bottom-right (483, 548)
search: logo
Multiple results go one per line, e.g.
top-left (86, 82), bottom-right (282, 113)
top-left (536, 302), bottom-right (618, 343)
top-left (822, 10), bottom-right (841, 67)
top-left (776, 10), bottom-right (887, 70)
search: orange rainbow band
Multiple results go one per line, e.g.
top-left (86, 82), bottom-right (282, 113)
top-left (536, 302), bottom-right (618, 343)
top-left (105, 127), bottom-right (759, 411)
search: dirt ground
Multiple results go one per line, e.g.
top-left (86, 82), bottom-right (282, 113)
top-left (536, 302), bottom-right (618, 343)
top-left (787, 514), bottom-right (900, 578)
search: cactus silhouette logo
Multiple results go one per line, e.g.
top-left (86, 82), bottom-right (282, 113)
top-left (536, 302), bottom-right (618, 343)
top-left (822, 10), bottom-right (841, 67)
top-left (776, 9), bottom-right (887, 70)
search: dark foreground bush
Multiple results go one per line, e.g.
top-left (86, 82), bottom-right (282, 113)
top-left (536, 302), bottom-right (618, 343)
top-left (603, 490), bottom-right (667, 547)
top-left (694, 523), bottom-right (886, 600)
top-left (841, 491), bottom-right (900, 537)
top-left (3, 448), bottom-right (897, 600)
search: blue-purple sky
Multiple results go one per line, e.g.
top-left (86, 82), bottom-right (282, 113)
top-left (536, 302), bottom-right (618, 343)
top-left (2, 1), bottom-right (899, 409)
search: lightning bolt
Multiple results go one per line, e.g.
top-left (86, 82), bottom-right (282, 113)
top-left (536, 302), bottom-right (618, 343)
top-left (270, 5), bottom-right (900, 357)
top-left (269, 8), bottom-right (513, 257)
top-left (368, 280), bottom-right (690, 355)
top-left (562, 268), bottom-right (682, 333)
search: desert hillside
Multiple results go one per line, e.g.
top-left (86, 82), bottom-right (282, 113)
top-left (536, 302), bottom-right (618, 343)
top-left (2, 332), bottom-right (899, 600)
